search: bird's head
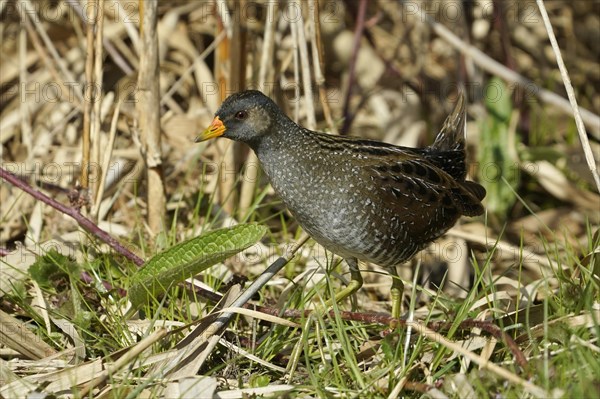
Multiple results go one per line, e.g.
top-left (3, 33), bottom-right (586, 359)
top-left (195, 90), bottom-right (279, 146)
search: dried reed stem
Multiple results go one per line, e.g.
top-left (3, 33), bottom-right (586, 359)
top-left (291, 1), bottom-right (316, 129)
top-left (91, 0), bottom-right (105, 206)
top-left (80, 0), bottom-right (98, 193)
top-left (214, 1), bottom-right (236, 215)
top-left (136, 0), bottom-right (166, 233)
top-left (536, 0), bottom-right (600, 192)
top-left (239, 0), bottom-right (279, 217)
top-left (309, 0), bottom-right (338, 134)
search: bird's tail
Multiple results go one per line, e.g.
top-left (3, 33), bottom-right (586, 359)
top-left (431, 92), bottom-right (466, 152)
top-left (424, 93), bottom-right (467, 181)
top-left (433, 92), bottom-right (487, 214)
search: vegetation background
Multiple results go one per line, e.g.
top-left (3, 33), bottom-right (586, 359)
top-left (0, 0), bottom-right (598, 397)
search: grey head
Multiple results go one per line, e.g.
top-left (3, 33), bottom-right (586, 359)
top-left (195, 90), bottom-right (284, 148)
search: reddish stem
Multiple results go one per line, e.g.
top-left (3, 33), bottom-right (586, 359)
top-left (0, 166), bottom-right (144, 266)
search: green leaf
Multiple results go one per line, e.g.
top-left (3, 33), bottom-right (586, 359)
top-left (478, 78), bottom-right (520, 216)
top-left (128, 223), bottom-right (268, 309)
top-left (249, 374), bottom-right (271, 388)
top-left (29, 250), bottom-right (79, 287)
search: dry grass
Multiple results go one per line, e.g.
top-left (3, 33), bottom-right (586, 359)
top-left (1, 1), bottom-right (599, 397)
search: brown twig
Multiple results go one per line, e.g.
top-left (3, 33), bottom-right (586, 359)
top-left (0, 166), bottom-right (144, 266)
top-left (428, 319), bottom-right (528, 370)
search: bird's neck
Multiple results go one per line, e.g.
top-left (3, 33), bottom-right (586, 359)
top-left (252, 116), bottom-right (305, 156)
top-left (251, 117), bottom-right (322, 184)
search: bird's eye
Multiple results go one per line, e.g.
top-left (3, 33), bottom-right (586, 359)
top-left (235, 110), bottom-right (248, 120)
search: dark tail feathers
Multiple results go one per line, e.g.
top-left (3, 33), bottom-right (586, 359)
top-left (451, 181), bottom-right (486, 217)
top-left (431, 92), bottom-right (466, 152)
top-left (434, 93), bottom-right (486, 216)
top-left (424, 93), bottom-right (468, 181)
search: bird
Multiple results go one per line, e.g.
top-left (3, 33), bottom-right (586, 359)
top-left (195, 90), bottom-right (485, 318)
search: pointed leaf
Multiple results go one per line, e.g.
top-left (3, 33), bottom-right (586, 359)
top-left (129, 223), bottom-right (267, 309)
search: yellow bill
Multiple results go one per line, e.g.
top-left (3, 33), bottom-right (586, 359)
top-left (195, 116), bottom-right (226, 142)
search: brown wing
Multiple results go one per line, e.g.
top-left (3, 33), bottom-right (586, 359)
top-left (363, 158), bottom-right (484, 237)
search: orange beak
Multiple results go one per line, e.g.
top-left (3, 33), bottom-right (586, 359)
top-left (195, 116), bottom-right (226, 142)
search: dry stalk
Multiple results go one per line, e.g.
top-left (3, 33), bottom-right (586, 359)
top-left (78, 328), bottom-right (167, 397)
top-left (290, 1), bottom-right (316, 130)
top-left (239, 0), bottom-right (279, 217)
top-left (136, 0), bottom-right (166, 234)
top-left (212, 2), bottom-right (237, 216)
top-left (91, 0), bottom-right (105, 208)
top-left (91, 101), bottom-right (121, 219)
top-left (289, 7), bottom-right (301, 122)
top-left (536, 0), bottom-right (600, 192)
top-left (18, 12), bottom-right (32, 163)
top-left (80, 0), bottom-right (97, 194)
top-left (309, 0), bottom-right (338, 134)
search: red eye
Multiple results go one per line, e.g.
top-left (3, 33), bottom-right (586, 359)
top-left (235, 111), bottom-right (248, 120)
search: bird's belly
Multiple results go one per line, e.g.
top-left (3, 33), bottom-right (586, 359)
top-left (259, 152), bottom-right (452, 267)
top-left (279, 187), bottom-right (420, 267)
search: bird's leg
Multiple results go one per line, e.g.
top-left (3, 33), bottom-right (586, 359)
top-left (321, 257), bottom-right (363, 311)
top-left (390, 266), bottom-right (404, 319)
